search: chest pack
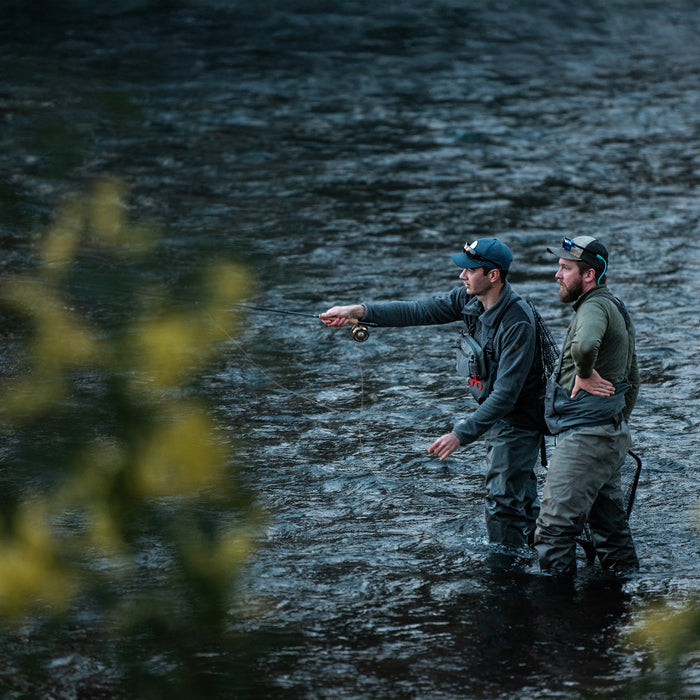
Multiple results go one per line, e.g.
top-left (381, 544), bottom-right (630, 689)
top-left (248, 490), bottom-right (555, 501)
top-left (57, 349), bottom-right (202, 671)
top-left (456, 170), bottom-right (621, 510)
top-left (455, 298), bottom-right (520, 403)
top-left (455, 297), bottom-right (560, 409)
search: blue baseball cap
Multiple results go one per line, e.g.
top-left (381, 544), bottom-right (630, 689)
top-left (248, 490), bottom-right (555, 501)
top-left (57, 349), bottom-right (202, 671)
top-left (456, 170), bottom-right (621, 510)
top-left (451, 238), bottom-right (513, 271)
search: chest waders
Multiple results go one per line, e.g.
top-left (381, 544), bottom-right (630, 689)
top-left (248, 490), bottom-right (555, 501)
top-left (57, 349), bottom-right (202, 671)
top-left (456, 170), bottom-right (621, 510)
top-left (545, 291), bottom-right (642, 564)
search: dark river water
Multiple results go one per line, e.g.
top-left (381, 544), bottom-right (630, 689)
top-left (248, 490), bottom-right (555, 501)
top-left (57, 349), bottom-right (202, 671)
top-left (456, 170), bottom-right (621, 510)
top-left (2, 0), bottom-right (700, 697)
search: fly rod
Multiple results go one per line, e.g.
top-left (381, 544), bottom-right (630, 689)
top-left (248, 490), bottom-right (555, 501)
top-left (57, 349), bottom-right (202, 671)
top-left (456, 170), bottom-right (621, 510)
top-left (233, 303), bottom-right (376, 342)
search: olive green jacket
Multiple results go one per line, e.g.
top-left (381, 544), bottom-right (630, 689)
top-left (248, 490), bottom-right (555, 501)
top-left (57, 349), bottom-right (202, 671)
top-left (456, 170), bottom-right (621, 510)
top-left (558, 284), bottom-right (639, 420)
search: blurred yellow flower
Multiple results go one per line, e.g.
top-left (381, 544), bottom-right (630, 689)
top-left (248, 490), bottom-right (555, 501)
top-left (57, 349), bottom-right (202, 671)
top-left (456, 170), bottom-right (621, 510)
top-left (0, 501), bottom-right (74, 618)
top-left (131, 408), bottom-right (226, 497)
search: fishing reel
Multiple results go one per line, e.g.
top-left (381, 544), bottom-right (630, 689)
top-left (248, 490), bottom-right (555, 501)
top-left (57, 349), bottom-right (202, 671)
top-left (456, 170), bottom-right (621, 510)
top-left (351, 323), bottom-right (370, 342)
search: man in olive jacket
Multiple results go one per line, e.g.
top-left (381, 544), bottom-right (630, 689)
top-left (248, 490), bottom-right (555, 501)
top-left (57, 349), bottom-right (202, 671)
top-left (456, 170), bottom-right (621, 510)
top-left (321, 239), bottom-right (544, 549)
top-left (535, 236), bottom-right (640, 577)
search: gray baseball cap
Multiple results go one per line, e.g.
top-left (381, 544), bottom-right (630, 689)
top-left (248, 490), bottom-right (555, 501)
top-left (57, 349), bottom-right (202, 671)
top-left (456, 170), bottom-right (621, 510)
top-left (547, 236), bottom-right (608, 271)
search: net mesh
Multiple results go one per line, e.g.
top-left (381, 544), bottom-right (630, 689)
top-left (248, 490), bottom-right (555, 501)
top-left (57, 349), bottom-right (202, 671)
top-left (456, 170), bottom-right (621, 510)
top-left (527, 300), bottom-right (560, 379)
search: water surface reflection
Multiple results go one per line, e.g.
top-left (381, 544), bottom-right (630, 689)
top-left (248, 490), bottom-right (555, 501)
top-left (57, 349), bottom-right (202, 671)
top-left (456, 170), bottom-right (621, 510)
top-left (2, 0), bottom-right (700, 696)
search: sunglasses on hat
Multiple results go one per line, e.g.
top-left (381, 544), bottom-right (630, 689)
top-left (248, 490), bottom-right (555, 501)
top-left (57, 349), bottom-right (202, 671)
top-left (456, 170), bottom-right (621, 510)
top-left (561, 237), bottom-right (608, 282)
top-left (464, 243), bottom-right (500, 268)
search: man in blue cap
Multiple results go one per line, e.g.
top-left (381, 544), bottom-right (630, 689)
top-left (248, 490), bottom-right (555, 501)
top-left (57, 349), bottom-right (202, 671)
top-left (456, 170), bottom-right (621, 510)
top-left (321, 238), bottom-right (545, 550)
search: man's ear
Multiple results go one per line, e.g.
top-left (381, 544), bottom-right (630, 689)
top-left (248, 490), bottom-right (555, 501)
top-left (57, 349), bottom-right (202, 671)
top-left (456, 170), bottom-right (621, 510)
top-left (582, 267), bottom-right (597, 284)
top-left (488, 268), bottom-right (501, 282)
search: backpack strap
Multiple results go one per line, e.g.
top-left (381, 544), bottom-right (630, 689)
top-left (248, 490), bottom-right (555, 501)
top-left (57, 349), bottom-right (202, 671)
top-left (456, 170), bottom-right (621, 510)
top-left (603, 294), bottom-right (631, 329)
top-left (482, 296), bottom-right (521, 363)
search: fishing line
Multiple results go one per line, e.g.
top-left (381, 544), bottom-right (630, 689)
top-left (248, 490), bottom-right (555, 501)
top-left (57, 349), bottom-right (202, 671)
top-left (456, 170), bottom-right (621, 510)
top-left (232, 303), bottom-right (322, 321)
top-left (216, 316), bottom-right (377, 471)
top-left (232, 303), bottom-right (377, 343)
top-left (222, 331), bottom-right (343, 415)
top-left (228, 303), bottom-right (376, 465)
top-left (1, 269), bottom-right (376, 341)
top-left (2, 269), bottom-right (378, 463)
top-left (352, 338), bottom-right (370, 466)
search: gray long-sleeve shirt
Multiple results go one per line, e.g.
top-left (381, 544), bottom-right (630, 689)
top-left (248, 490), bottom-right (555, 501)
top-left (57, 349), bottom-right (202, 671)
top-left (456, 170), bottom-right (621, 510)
top-left (362, 282), bottom-right (539, 444)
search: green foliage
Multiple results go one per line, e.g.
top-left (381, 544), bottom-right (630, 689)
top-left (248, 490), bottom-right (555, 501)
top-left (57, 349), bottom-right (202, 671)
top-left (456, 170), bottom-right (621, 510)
top-left (622, 510), bottom-right (700, 697)
top-left (0, 179), bottom-right (263, 697)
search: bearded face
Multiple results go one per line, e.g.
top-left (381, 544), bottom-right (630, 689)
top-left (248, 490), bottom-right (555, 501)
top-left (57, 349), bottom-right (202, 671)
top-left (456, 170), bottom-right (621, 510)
top-left (555, 260), bottom-right (586, 303)
top-left (558, 275), bottom-right (584, 303)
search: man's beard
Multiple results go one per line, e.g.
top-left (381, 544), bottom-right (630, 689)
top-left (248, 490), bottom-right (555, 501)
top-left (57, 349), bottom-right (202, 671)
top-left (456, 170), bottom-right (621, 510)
top-left (558, 278), bottom-right (583, 303)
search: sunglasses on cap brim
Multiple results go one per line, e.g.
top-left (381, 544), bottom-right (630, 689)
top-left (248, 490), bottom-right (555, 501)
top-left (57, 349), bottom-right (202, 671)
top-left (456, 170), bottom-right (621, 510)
top-left (561, 238), bottom-right (608, 282)
top-left (464, 244), bottom-right (499, 268)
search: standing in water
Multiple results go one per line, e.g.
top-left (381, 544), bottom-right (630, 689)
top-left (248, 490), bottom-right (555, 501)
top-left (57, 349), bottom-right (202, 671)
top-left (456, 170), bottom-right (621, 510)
top-left (321, 238), bottom-right (543, 549)
top-left (535, 236), bottom-right (640, 577)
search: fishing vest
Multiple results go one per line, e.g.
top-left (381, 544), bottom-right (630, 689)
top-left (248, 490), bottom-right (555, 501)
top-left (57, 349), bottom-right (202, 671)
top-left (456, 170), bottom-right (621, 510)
top-left (455, 296), bottom-right (544, 430)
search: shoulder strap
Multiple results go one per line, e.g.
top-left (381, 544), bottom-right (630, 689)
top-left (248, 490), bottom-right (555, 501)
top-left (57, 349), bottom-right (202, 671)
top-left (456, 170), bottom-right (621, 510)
top-left (605, 294), bottom-right (631, 330)
top-left (483, 296), bottom-right (521, 359)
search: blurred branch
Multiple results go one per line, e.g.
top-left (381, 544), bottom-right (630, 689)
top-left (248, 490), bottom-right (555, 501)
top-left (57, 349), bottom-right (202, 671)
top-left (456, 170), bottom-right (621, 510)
top-left (0, 179), bottom-right (265, 697)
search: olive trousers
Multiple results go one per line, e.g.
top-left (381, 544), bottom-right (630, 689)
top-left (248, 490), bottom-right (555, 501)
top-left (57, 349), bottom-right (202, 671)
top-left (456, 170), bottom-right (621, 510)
top-left (534, 421), bottom-right (639, 576)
